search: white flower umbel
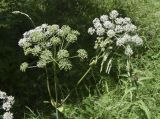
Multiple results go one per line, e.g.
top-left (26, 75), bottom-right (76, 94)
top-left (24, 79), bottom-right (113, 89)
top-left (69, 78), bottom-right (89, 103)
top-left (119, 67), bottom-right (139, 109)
top-left (123, 34), bottom-right (131, 42)
top-left (3, 112), bottom-right (13, 119)
top-left (58, 58), bottom-right (72, 71)
top-left (57, 50), bottom-right (69, 60)
top-left (109, 10), bottom-right (119, 19)
top-left (19, 24), bottom-right (88, 71)
top-left (123, 24), bottom-right (137, 32)
top-left (125, 45), bottom-right (133, 56)
top-left (0, 91), bottom-right (7, 99)
top-left (77, 49), bottom-right (88, 60)
top-left (6, 96), bottom-right (15, 106)
top-left (20, 62), bottom-right (29, 72)
top-left (100, 15), bottom-right (108, 22)
top-left (96, 27), bottom-right (105, 36)
top-left (131, 35), bottom-right (143, 46)
top-left (115, 17), bottom-right (125, 24)
top-left (124, 17), bottom-right (131, 24)
top-left (88, 27), bottom-right (95, 35)
top-left (88, 10), bottom-right (143, 73)
top-left (93, 18), bottom-right (100, 24)
top-left (116, 38), bottom-right (126, 46)
top-left (88, 10), bottom-right (143, 56)
top-left (2, 102), bottom-right (12, 111)
top-left (0, 90), bottom-right (14, 119)
top-left (103, 21), bottom-right (114, 29)
top-left (107, 30), bottom-right (115, 38)
top-left (115, 25), bottom-right (124, 33)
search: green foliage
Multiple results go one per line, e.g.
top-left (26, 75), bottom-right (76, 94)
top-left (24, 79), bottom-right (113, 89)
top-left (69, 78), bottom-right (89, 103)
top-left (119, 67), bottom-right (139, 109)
top-left (62, 69), bottom-right (158, 119)
top-left (0, 0), bottom-right (160, 119)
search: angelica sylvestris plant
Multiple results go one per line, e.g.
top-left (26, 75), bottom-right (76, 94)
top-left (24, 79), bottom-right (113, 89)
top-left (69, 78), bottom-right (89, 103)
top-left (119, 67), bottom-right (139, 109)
top-left (88, 10), bottom-right (143, 75)
top-left (0, 90), bottom-right (15, 119)
top-left (19, 23), bottom-right (88, 119)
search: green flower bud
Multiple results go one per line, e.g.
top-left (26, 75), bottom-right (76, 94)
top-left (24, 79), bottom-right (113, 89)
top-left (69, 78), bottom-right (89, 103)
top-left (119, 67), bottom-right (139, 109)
top-left (61, 25), bottom-right (71, 34)
top-left (37, 60), bottom-right (47, 68)
top-left (20, 62), bottom-right (29, 72)
top-left (72, 30), bottom-right (80, 36)
top-left (50, 37), bottom-right (61, 46)
top-left (48, 25), bottom-right (59, 34)
top-left (58, 59), bottom-right (72, 71)
top-left (57, 50), bottom-right (69, 60)
top-left (66, 33), bottom-right (77, 43)
top-left (77, 49), bottom-right (88, 60)
top-left (24, 47), bottom-right (32, 55)
top-left (40, 50), bottom-right (53, 61)
top-left (30, 31), bottom-right (45, 43)
top-left (32, 45), bottom-right (42, 56)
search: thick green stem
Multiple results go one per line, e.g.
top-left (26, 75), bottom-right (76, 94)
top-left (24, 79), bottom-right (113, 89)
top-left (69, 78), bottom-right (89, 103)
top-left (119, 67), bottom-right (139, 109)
top-left (77, 67), bottom-right (92, 85)
top-left (45, 67), bottom-right (56, 107)
top-left (127, 56), bottom-right (132, 77)
top-left (77, 52), bottom-right (103, 85)
top-left (53, 46), bottom-right (59, 119)
top-left (64, 42), bottom-right (70, 50)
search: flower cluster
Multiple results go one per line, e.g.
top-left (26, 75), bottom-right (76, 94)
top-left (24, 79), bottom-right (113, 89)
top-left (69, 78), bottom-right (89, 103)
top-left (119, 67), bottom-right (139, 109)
top-left (19, 24), bottom-right (88, 71)
top-left (0, 90), bottom-right (14, 119)
top-left (77, 49), bottom-right (88, 60)
top-left (88, 10), bottom-right (143, 74)
top-left (88, 10), bottom-right (143, 56)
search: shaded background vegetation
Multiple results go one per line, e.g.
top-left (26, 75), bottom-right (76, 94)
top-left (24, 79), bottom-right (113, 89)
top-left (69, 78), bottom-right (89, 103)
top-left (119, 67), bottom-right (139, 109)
top-left (0, 0), bottom-right (160, 118)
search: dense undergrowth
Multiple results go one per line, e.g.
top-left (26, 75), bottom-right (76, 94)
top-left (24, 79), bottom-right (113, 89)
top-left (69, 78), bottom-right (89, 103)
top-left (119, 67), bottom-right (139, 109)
top-left (0, 0), bottom-right (160, 119)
